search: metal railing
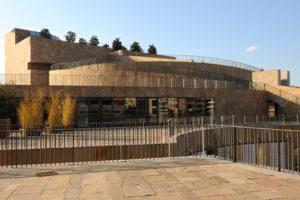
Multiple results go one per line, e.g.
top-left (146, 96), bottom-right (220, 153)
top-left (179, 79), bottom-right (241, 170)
top-left (51, 54), bottom-right (260, 72)
top-left (0, 119), bottom-right (300, 176)
top-left (253, 82), bottom-right (300, 105)
top-left (1, 73), bottom-right (252, 90)
top-left (3, 75), bottom-right (300, 107)
top-left (48, 74), bottom-right (251, 89)
top-left (164, 55), bottom-right (260, 72)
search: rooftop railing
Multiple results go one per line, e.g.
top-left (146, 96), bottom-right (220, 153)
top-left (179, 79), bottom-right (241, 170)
top-left (1, 73), bottom-right (252, 90)
top-left (163, 55), bottom-right (260, 72)
top-left (50, 53), bottom-right (260, 72)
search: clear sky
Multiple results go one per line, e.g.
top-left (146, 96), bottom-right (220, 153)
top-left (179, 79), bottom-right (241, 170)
top-left (0, 0), bottom-right (299, 85)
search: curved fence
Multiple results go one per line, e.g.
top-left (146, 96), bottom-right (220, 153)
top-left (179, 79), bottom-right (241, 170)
top-left (1, 122), bottom-right (300, 175)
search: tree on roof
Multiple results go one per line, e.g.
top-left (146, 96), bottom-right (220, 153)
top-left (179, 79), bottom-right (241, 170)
top-left (130, 41), bottom-right (142, 52)
top-left (39, 29), bottom-right (51, 39)
top-left (89, 36), bottom-right (99, 46)
top-left (79, 38), bottom-right (87, 44)
top-left (103, 43), bottom-right (109, 48)
top-left (112, 38), bottom-right (123, 51)
top-left (147, 44), bottom-right (157, 55)
top-left (65, 31), bottom-right (77, 43)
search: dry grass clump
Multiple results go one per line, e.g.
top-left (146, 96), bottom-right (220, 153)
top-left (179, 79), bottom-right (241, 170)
top-left (47, 90), bottom-right (62, 128)
top-left (62, 95), bottom-right (76, 127)
top-left (17, 89), bottom-right (45, 129)
top-left (18, 89), bottom-right (76, 130)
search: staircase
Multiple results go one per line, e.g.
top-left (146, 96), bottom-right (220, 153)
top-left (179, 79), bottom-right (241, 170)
top-left (252, 82), bottom-right (300, 114)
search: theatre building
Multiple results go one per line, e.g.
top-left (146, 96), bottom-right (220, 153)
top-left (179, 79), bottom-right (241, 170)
top-left (4, 28), bottom-right (299, 125)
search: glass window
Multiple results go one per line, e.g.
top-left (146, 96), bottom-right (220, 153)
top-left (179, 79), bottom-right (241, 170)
top-left (205, 98), bottom-right (215, 116)
top-left (187, 98), bottom-right (196, 121)
top-left (168, 98), bottom-right (178, 119)
top-left (125, 98), bottom-right (136, 122)
top-left (77, 101), bottom-right (88, 127)
top-left (88, 100), bottom-right (99, 122)
top-left (148, 98), bottom-right (158, 122)
top-left (102, 98), bottom-right (113, 122)
top-left (137, 98), bottom-right (147, 122)
top-left (196, 98), bottom-right (205, 116)
top-left (159, 98), bottom-right (168, 122)
top-left (178, 98), bottom-right (187, 123)
top-left (113, 98), bottom-right (125, 121)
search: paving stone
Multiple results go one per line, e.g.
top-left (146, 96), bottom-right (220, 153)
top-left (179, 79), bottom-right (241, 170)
top-left (251, 190), bottom-right (286, 199)
top-left (39, 188), bottom-right (66, 199)
top-left (139, 169), bottom-right (160, 177)
top-left (0, 158), bottom-right (299, 199)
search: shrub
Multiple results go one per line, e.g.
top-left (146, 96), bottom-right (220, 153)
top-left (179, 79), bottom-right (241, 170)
top-left (65, 31), bottom-right (76, 43)
top-left (147, 44), bottom-right (157, 55)
top-left (89, 36), bottom-right (99, 46)
top-left (79, 38), bottom-right (87, 44)
top-left (0, 84), bottom-right (17, 104)
top-left (62, 95), bottom-right (76, 127)
top-left (0, 84), bottom-right (17, 119)
top-left (103, 43), bottom-right (109, 48)
top-left (40, 29), bottom-right (51, 39)
top-left (47, 90), bottom-right (62, 128)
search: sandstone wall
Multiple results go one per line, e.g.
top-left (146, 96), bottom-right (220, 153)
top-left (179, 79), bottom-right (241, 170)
top-left (280, 71), bottom-right (290, 86)
top-left (252, 70), bottom-right (281, 85)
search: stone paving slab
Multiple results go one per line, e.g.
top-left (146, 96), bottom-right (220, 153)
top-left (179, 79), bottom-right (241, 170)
top-left (0, 158), bottom-right (300, 199)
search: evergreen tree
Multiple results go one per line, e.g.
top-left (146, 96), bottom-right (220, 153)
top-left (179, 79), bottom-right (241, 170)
top-left (103, 43), bottom-right (109, 48)
top-left (147, 44), bottom-right (157, 55)
top-left (112, 38), bottom-right (123, 51)
top-left (89, 36), bottom-right (99, 46)
top-left (65, 31), bottom-right (76, 43)
top-left (130, 41), bottom-right (142, 52)
top-left (39, 28), bottom-right (51, 39)
top-left (79, 38), bottom-right (87, 44)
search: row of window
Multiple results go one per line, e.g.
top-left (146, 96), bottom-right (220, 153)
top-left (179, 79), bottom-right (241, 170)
top-left (76, 97), bottom-right (215, 124)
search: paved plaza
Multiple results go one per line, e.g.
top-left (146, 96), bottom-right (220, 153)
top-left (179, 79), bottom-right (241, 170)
top-left (0, 158), bottom-right (300, 200)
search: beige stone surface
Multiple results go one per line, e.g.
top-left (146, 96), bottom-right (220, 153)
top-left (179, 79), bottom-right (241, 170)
top-left (0, 158), bottom-right (300, 200)
top-left (253, 70), bottom-right (281, 86)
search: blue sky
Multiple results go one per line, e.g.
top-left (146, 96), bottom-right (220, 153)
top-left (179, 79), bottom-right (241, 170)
top-left (0, 0), bottom-right (299, 85)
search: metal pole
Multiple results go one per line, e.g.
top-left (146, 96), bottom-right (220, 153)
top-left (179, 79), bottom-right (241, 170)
top-left (277, 131), bottom-right (281, 172)
top-left (201, 117), bottom-right (205, 157)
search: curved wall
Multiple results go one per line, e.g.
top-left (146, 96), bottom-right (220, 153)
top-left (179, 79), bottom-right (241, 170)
top-left (49, 58), bottom-right (253, 88)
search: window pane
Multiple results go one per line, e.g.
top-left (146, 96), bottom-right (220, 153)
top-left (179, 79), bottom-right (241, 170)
top-left (205, 98), bottom-right (215, 116)
top-left (168, 98), bottom-right (178, 119)
top-left (125, 98), bottom-right (136, 122)
top-left (102, 98), bottom-right (113, 122)
top-left (137, 98), bottom-right (147, 122)
top-left (196, 98), bottom-right (205, 116)
top-left (114, 98), bottom-right (125, 121)
top-left (159, 98), bottom-right (168, 122)
top-left (88, 100), bottom-right (99, 122)
top-left (178, 98), bottom-right (187, 123)
top-left (148, 98), bottom-right (158, 122)
top-left (187, 98), bottom-right (196, 122)
top-left (77, 101), bottom-right (88, 126)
